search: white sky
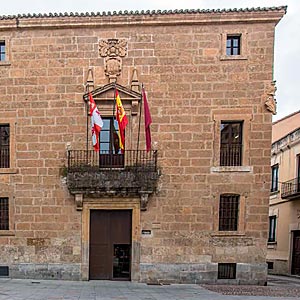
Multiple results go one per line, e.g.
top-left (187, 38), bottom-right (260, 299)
top-left (1, 0), bottom-right (298, 121)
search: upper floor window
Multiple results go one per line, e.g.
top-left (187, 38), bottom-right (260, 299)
top-left (0, 125), bottom-right (9, 168)
top-left (0, 197), bottom-right (9, 230)
top-left (226, 35), bottom-right (241, 56)
top-left (0, 41), bottom-right (5, 61)
top-left (219, 194), bottom-right (239, 231)
top-left (268, 216), bottom-right (276, 243)
top-left (271, 164), bottom-right (279, 192)
top-left (220, 121), bottom-right (243, 166)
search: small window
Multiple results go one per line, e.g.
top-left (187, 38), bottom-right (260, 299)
top-left (220, 121), bottom-right (243, 166)
top-left (0, 41), bottom-right (5, 61)
top-left (267, 262), bottom-right (274, 270)
top-left (271, 164), bottom-right (279, 192)
top-left (0, 266), bottom-right (9, 277)
top-left (0, 197), bottom-right (9, 230)
top-left (268, 216), bottom-right (276, 243)
top-left (226, 35), bottom-right (241, 56)
top-left (218, 263), bottom-right (236, 279)
top-left (219, 194), bottom-right (239, 231)
top-left (0, 125), bottom-right (9, 168)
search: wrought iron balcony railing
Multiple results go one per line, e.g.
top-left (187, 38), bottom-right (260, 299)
top-left (220, 144), bottom-right (242, 166)
top-left (281, 177), bottom-right (300, 199)
top-left (0, 147), bottom-right (9, 168)
top-left (67, 150), bottom-right (159, 197)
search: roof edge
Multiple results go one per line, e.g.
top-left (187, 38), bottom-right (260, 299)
top-left (0, 6), bottom-right (287, 20)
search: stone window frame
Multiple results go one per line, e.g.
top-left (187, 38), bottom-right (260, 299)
top-left (213, 192), bottom-right (246, 236)
top-left (0, 37), bottom-right (11, 66)
top-left (0, 192), bottom-right (15, 236)
top-left (211, 112), bottom-right (252, 172)
top-left (220, 30), bottom-right (248, 61)
top-left (0, 116), bottom-right (16, 174)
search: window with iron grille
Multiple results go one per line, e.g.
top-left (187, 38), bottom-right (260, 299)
top-left (0, 41), bottom-right (5, 61)
top-left (268, 216), bottom-right (276, 243)
top-left (0, 197), bottom-right (9, 230)
top-left (271, 164), bottom-right (279, 192)
top-left (226, 35), bottom-right (241, 56)
top-left (218, 263), bottom-right (236, 279)
top-left (0, 125), bottom-right (10, 168)
top-left (219, 194), bottom-right (239, 231)
top-left (220, 121), bottom-right (243, 166)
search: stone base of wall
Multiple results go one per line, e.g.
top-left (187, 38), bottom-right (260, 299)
top-left (9, 263), bottom-right (81, 280)
top-left (267, 259), bottom-right (289, 275)
top-left (140, 263), bottom-right (267, 285)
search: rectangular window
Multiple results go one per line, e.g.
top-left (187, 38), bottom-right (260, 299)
top-left (99, 118), bottom-right (123, 168)
top-left (271, 164), bottom-right (279, 192)
top-left (218, 263), bottom-right (236, 279)
top-left (0, 197), bottom-right (9, 230)
top-left (0, 125), bottom-right (9, 168)
top-left (220, 121), bottom-right (243, 166)
top-left (226, 35), bottom-right (241, 56)
top-left (219, 194), bottom-right (239, 231)
top-left (0, 41), bottom-right (5, 61)
top-left (268, 216), bottom-right (276, 243)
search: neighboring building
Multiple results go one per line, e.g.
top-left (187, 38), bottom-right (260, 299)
top-left (0, 7), bottom-right (286, 284)
top-left (267, 111), bottom-right (300, 276)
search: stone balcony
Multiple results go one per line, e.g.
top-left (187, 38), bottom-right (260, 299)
top-left (67, 150), bottom-right (159, 210)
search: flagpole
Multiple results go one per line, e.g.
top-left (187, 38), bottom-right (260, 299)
top-left (112, 83), bottom-right (117, 168)
top-left (86, 90), bottom-right (89, 164)
top-left (136, 83), bottom-right (143, 161)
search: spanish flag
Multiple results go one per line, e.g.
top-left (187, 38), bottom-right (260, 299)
top-left (115, 90), bottom-right (128, 152)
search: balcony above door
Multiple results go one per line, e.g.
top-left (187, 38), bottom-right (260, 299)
top-left (67, 149), bottom-right (159, 210)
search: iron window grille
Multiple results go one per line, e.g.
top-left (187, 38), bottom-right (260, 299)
top-left (0, 197), bottom-right (9, 230)
top-left (218, 263), bottom-right (236, 279)
top-left (268, 216), bottom-right (276, 243)
top-left (219, 194), bottom-right (239, 231)
top-left (220, 121), bottom-right (243, 166)
top-left (0, 41), bottom-right (5, 61)
top-left (271, 164), bottom-right (279, 192)
top-left (0, 125), bottom-right (9, 168)
top-left (226, 35), bottom-right (241, 56)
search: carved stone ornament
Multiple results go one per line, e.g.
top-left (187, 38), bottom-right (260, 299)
top-left (265, 81), bottom-right (277, 115)
top-left (75, 194), bottom-right (83, 211)
top-left (140, 193), bottom-right (149, 211)
top-left (99, 39), bottom-right (127, 83)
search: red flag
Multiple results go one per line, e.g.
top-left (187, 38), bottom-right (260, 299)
top-left (89, 93), bottom-right (103, 151)
top-left (115, 90), bottom-right (128, 152)
top-left (142, 87), bottom-right (152, 152)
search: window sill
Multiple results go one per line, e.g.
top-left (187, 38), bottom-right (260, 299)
top-left (267, 241), bottom-right (277, 249)
top-left (0, 61), bottom-right (11, 66)
top-left (211, 232), bottom-right (245, 237)
top-left (211, 166), bottom-right (252, 173)
top-left (220, 55), bottom-right (248, 61)
top-left (0, 230), bottom-right (15, 236)
top-left (0, 168), bottom-right (18, 174)
top-left (270, 190), bottom-right (280, 196)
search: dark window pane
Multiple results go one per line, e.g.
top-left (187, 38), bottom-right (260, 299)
top-left (100, 130), bottom-right (110, 142)
top-left (219, 194), bottom-right (239, 231)
top-left (271, 165), bottom-right (279, 192)
top-left (268, 216), bottom-right (276, 242)
top-left (218, 263), bottom-right (236, 279)
top-left (0, 125), bottom-right (10, 168)
top-left (220, 121), bottom-right (243, 166)
top-left (226, 36), bottom-right (240, 56)
top-left (0, 197), bottom-right (9, 230)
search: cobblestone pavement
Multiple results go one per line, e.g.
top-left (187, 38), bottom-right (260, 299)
top-left (0, 276), bottom-right (299, 300)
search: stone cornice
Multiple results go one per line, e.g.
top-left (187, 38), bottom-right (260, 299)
top-left (272, 127), bottom-right (300, 155)
top-left (0, 6), bottom-right (287, 30)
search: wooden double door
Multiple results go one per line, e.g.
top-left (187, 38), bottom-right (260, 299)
top-left (89, 210), bottom-right (132, 280)
top-left (292, 230), bottom-right (300, 275)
